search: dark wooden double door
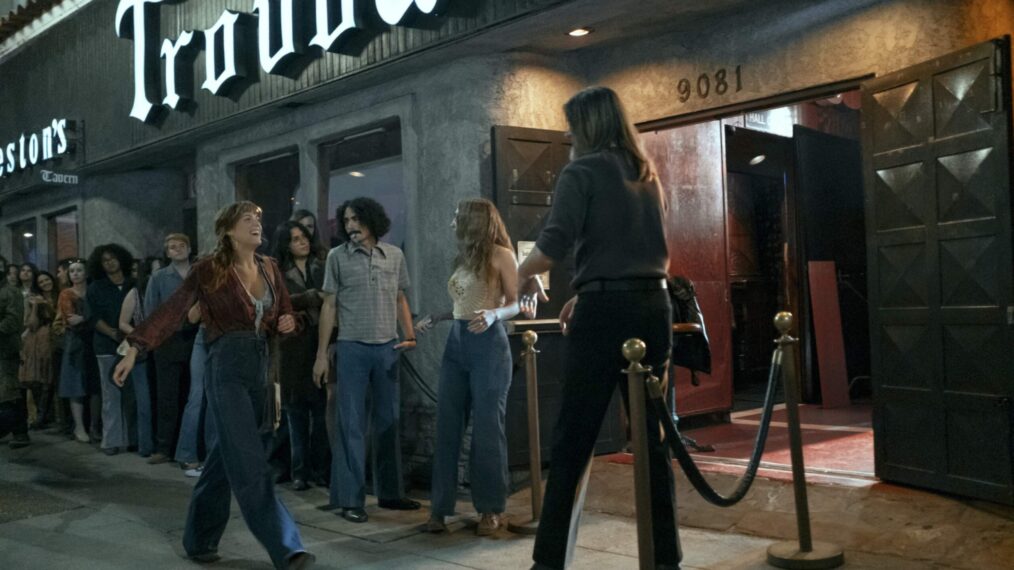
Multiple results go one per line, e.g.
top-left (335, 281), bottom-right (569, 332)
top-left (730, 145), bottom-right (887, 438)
top-left (862, 38), bottom-right (1014, 504)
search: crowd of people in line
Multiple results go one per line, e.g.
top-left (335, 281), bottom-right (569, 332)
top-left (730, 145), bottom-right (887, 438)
top-left (0, 86), bottom-right (681, 570)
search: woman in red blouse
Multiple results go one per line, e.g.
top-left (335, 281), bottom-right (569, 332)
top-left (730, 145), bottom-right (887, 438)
top-left (113, 201), bottom-right (315, 570)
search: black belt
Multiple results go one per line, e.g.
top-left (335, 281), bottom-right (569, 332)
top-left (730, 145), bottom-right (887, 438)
top-left (577, 278), bottom-right (668, 293)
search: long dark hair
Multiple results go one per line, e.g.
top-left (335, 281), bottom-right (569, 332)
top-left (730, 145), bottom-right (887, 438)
top-left (273, 220), bottom-right (313, 272)
top-left (564, 86), bottom-right (655, 182)
top-left (205, 201), bottom-right (262, 291)
top-left (35, 271), bottom-right (58, 305)
top-left (18, 262), bottom-right (41, 294)
top-left (86, 244), bottom-right (134, 283)
top-left (289, 209), bottom-right (325, 260)
top-left (335, 197), bottom-right (390, 242)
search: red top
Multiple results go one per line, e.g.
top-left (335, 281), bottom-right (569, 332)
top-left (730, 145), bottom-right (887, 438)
top-left (128, 255), bottom-right (296, 354)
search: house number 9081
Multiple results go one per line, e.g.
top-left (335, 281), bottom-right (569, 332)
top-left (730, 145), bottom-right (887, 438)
top-left (677, 65), bottom-right (742, 103)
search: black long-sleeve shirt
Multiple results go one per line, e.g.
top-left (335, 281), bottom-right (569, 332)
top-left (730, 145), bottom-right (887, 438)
top-left (536, 150), bottom-right (669, 289)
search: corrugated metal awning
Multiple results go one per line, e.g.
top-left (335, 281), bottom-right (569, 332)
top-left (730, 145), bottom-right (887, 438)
top-left (0, 0), bottom-right (62, 43)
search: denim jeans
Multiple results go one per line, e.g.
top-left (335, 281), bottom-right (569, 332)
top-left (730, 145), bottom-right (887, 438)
top-left (430, 321), bottom-right (512, 517)
top-left (96, 355), bottom-right (136, 450)
top-left (329, 340), bottom-right (405, 508)
top-left (130, 359), bottom-right (154, 456)
top-left (182, 332), bottom-right (305, 570)
top-left (175, 329), bottom-right (207, 464)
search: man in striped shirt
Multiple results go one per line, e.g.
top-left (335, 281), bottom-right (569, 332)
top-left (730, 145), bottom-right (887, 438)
top-left (313, 197), bottom-right (419, 523)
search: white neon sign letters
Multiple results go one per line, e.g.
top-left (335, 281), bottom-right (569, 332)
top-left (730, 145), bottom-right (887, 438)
top-left (116, 0), bottom-right (452, 123)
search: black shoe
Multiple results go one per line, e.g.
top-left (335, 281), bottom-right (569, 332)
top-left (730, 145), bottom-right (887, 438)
top-left (292, 479), bottom-right (310, 491)
top-left (378, 498), bottom-right (421, 511)
top-left (8, 433), bottom-right (30, 449)
top-left (340, 508), bottom-right (368, 523)
top-left (189, 550), bottom-right (221, 564)
top-left (316, 503), bottom-right (341, 512)
top-left (102, 447), bottom-right (119, 456)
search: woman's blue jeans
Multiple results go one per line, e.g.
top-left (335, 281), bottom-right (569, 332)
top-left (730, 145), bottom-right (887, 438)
top-left (430, 321), bottom-right (512, 517)
top-left (175, 329), bottom-right (207, 464)
top-left (182, 332), bottom-right (305, 569)
top-left (129, 359), bottom-right (153, 456)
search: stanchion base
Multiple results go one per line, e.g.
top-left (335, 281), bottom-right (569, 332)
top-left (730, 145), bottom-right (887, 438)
top-left (767, 541), bottom-right (844, 569)
top-left (507, 517), bottom-right (540, 535)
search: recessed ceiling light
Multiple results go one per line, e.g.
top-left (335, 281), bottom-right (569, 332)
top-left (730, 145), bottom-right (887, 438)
top-left (567, 27), bottom-right (593, 37)
top-left (22, 232), bottom-right (33, 238)
top-left (349, 171), bottom-right (365, 178)
top-left (749, 154), bottom-right (766, 166)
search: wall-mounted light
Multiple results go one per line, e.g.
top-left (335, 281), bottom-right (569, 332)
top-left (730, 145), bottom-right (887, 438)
top-left (22, 232), bottom-right (34, 238)
top-left (349, 171), bottom-right (365, 178)
top-left (749, 154), bottom-right (766, 166)
top-left (567, 27), bottom-right (593, 37)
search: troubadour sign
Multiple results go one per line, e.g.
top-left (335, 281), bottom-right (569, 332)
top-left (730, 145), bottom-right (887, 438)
top-left (115, 0), bottom-right (453, 123)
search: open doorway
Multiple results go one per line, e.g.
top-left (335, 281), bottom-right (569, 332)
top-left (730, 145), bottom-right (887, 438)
top-left (642, 89), bottom-right (875, 477)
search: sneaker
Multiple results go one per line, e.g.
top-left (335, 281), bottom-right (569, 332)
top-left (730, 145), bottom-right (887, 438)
top-left (8, 433), bottom-right (30, 449)
top-left (147, 452), bottom-right (171, 465)
top-left (426, 516), bottom-right (448, 534)
top-left (184, 465), bottom-right (204, 478)
top-left (476, 513), bottom-right (502, 536)
top-left (73, 430), bottom-right (90, 443)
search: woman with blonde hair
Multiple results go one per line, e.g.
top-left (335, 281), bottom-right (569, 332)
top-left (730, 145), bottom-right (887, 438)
top-left (416, 198), bottom-right (520, 536)
top-left (113, 201), bottom-right (314, 570)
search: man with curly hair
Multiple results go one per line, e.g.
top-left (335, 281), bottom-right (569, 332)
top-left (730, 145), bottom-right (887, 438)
top-left (312, 197), bottom-right (419, 523)
top-left (86, 243), bottom-right (137, 455)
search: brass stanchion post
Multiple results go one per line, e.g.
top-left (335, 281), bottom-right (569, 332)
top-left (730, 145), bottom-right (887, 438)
top-left (623, 338), bottom-right (656, 570)
top-left (767, 312), bottom-right (844, 569)
top-left (510, 330), bottom-right (543, 535)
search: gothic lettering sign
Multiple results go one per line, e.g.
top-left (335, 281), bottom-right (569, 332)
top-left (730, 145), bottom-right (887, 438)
top-left (40, 170), bottom-right (80, 185)
top-left (0, 119), bottom-right (74, 180)
top-left (116, 0), bottom-right (453, 123)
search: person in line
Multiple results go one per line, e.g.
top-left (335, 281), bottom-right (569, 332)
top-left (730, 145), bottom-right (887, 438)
top-left (87, 244), bottom-right (137, 456)
top-left (274, 221), bottom-right (328, 491)
top-left (113, 201), bottom-right (314, 570)
top-left (118, 259), bottom-right (154, 458)
top-left (18, 262), bottom-right (40, 300)
top-left (5, 264), bottom-right (19, 289)
top-left (145, 233), bottom-right (198, 465)
top-left (312, 197), bottom-right (419, 523)
top-left (0, 256), bottom-right (27, 448)
top-left (416, 198), bottom-right (520, 536)
top-left (56, 259), bottom-right (96, 443)
top-left (46, 259), bottom-right (72, 436)
top-left (22, 271), bottom-right (58, 430)
top-left (175, 298), bottom-right (208, 478)
top-left (519, 86), bottom-right (682, 570)
top-left (289, 209), bottom-right (327, 262)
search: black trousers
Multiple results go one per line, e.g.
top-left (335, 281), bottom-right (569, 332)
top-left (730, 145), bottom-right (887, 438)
top-left (155, 338), bottom-right (193, 456)
top-left (533, 289), bottom-right (681, 568)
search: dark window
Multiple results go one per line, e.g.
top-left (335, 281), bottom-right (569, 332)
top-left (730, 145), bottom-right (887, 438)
top-left (320, 119), bottom-right (404, 248)
top-left (47, 209), bottom-right (79, 264)
top-left (235, 149), bottom-right (300, 255)
top-left (10, 217), bottom-right (38, 265)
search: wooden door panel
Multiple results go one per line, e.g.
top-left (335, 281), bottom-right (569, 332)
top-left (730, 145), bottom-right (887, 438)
top-left (642, 121), bottom-right (733, 416)
top-left (863, 38), bottom-right (1014, 504)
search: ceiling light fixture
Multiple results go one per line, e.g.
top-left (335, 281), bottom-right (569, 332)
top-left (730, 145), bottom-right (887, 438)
top-left (22, 232), bottom-right (33, 238)
top-left (749, 154), bottom-right (766, 166)
top-left (349, 171), bottom-right (365, 178)
top-left (567, 27), bottom-right (592, 37)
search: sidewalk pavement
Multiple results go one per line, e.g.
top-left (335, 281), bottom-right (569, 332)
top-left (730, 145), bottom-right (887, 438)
top-left (0, 432), bottom-right (991, 569)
